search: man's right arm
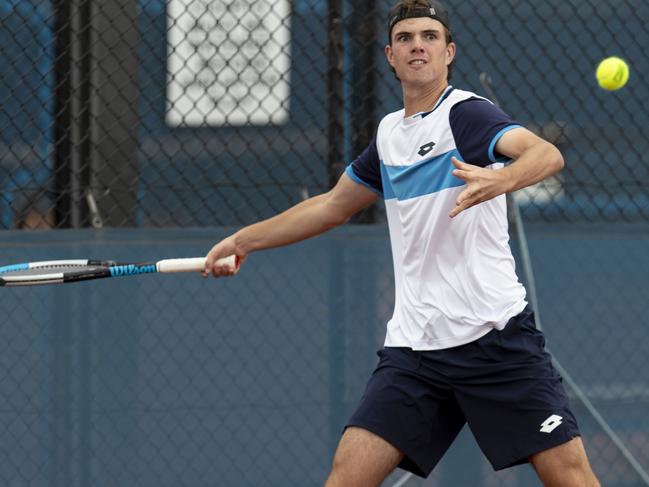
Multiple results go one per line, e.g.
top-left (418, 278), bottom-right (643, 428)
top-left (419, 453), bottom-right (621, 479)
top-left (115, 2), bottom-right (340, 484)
top-left (203, 173), bottom-right (379, 277)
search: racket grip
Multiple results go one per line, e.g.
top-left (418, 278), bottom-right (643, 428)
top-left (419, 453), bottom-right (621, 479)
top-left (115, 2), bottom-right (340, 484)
top-left (156, 255), bottom-right (238, 273)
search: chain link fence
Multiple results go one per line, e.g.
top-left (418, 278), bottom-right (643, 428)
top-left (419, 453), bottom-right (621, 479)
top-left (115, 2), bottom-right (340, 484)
top-left (1, 0), bottom-right (648, 486)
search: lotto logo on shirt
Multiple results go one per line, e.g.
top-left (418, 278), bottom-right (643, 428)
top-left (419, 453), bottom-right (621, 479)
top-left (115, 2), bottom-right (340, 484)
top-left (418, 141), bottom-right (436, 156)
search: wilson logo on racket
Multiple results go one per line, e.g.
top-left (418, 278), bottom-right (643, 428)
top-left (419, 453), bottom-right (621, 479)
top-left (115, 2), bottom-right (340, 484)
top-left (109, 264), bottom-right (157, 277)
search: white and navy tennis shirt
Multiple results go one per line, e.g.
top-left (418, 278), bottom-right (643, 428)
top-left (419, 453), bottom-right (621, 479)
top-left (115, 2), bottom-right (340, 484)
top-left (346, 86), bottom-right (528, 350)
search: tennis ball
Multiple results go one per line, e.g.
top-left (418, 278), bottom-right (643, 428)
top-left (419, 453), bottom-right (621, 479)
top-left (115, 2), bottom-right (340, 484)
top-left (596, 57), bottom-right (629, 91)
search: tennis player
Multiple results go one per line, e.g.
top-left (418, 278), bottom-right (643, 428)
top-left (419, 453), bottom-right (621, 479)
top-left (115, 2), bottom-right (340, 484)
top-left (205, 1), bottom-right (601, 485)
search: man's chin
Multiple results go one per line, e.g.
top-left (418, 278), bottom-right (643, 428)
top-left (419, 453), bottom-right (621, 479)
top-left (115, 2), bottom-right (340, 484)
top-left (400, 75), bottom-right (436, 88)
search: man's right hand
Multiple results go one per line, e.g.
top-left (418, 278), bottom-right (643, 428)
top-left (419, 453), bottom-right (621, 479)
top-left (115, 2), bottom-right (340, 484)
top-left (203, 235), bottom-right (246, 278)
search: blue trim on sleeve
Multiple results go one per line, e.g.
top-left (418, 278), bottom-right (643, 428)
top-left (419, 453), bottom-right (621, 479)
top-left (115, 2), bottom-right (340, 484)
top-left (348, 137), bottom-right (382, 194)
top-left (345, 165), bottom-right (384, 197)
top-left (488, 124), bottom-right (522, 163)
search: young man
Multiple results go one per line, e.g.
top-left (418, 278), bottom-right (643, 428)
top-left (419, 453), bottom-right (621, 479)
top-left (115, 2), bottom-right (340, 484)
top-left (204, 1), bottom-right (601, 486)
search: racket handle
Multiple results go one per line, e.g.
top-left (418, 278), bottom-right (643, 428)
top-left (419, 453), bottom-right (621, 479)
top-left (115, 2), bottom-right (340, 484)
top-left (156, 255), bottom-right (238, 273)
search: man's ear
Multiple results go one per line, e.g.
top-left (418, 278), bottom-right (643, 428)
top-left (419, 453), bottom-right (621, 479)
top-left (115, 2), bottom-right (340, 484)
top-left (385, 44), bottom-right (395, 68)
top-left (446, 42), bottom-right (456, 65)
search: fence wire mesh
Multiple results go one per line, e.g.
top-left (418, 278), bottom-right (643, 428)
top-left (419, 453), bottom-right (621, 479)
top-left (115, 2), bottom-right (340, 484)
top-left (1, 1), bottom-right (648, 486)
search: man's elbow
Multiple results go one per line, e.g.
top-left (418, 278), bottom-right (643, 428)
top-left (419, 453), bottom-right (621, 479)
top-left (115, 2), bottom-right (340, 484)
top-left (546, 143), bottom-right (565, 175)
top-left (325, 211), bottom-right (352, 229)
top-left (320, 191), bottom-right (357, 228)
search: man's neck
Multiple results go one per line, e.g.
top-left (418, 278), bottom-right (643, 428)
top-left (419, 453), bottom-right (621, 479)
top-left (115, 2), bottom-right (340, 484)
top-left (402, 81), bottom-right (449, 117)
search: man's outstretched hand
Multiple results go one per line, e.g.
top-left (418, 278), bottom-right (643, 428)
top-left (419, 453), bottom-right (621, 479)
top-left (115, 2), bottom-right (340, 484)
top-left (449, 157), bottom-right (512, 218)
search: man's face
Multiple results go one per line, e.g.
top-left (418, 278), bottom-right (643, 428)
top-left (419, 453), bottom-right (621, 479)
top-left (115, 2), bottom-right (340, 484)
top-left (385, 17), bottom-right (455, 87)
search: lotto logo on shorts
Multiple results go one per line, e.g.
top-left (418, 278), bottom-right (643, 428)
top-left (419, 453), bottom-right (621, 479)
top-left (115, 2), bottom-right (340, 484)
top-left (539, 414), bottom-right (563, 433)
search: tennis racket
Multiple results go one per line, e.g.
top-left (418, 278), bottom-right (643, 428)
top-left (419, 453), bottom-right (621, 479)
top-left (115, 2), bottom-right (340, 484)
top-left (0, 255), bottom-right (238, 287)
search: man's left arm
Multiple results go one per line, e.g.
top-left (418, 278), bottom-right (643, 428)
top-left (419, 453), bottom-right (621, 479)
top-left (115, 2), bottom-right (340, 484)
top-left (449, 127), bottom-right (564, 218)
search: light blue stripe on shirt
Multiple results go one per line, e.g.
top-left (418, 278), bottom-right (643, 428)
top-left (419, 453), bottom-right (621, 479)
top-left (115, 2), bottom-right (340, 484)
top-left (383, 149), bottom-right (465, 201)
top-left (380, 162), bottom-right (396, 200)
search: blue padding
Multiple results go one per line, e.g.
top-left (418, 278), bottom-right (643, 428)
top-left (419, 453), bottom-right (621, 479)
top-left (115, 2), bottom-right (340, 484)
top-left (0, 262), bottom-right (29, 274)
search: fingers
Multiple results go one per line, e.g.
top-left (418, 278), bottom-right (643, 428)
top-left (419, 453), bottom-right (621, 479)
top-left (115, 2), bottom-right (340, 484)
top-left (451, 156), bottom-right (465, 169)
top-left (451, 156), bottom-right (471, 172)
top-left (449, 191), bottom-right (471, 218)
top-left (450, 179), bottom-right (484, 218)
top-left (202, 240), bottom-right (244, 278)
top-left (449, 157), bottom-right (493, 217)
top-left (449, 183), bottom-right (494, 218)
top-left (202, 256), bottom-right (238, 278)
top-left (451, 156), bottom-right (471, 182)
top-left (449, 201), bottom-right (469, 218)
top-left (208, 259), bottom-right (238, 278)
top-left (449, 157), bottom-right (472, 217)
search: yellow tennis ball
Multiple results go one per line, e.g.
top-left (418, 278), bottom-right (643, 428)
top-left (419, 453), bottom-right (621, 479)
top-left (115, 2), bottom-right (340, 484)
top-left (596, 57), bottom-right (629, 91)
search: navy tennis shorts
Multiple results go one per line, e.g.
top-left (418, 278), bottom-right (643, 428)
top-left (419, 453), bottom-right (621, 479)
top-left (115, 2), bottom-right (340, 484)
top-left (346, 307), bottom-right (580, 477)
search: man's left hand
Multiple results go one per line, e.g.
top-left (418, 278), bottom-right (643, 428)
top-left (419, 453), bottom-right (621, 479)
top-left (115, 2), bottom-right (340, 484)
top-left (449, 157), bottom-right (511, 218)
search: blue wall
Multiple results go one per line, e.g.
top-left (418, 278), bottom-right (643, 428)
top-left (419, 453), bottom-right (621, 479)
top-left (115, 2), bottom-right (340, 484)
top-left (1, 224), bottom-right (647, 486)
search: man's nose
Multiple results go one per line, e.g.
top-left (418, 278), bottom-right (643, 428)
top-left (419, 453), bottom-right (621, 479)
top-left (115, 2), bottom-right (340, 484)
top-left (411, 35), bottom-right (424, 51)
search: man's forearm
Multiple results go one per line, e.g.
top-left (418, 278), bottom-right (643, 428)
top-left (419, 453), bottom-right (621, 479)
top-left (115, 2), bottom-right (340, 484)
top-left (232, 193), bottom-right (347, 254)
top-left (204, 173), bottom-right (378, 272)
top-left (502, 142), bottom-right (564, 193)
